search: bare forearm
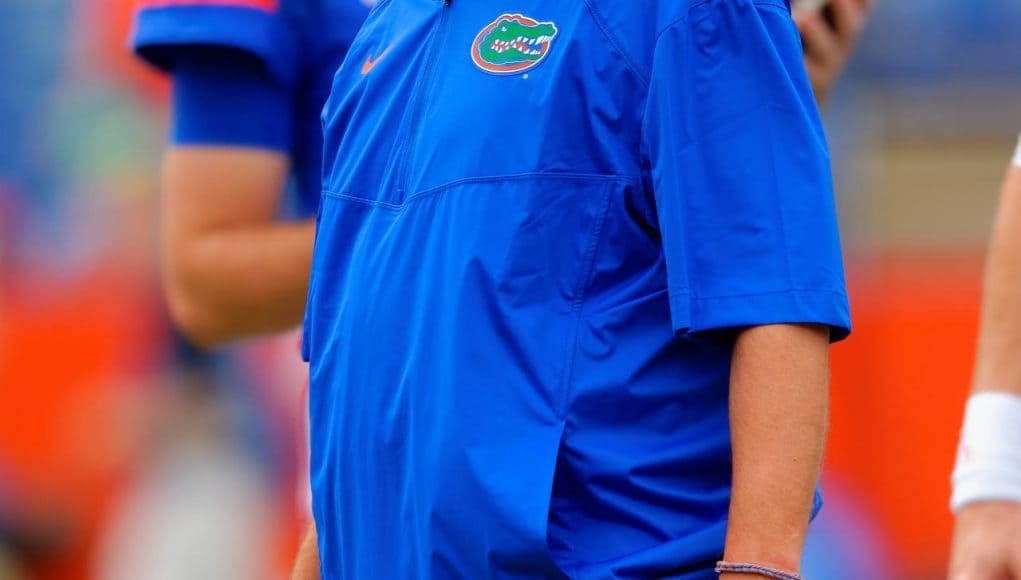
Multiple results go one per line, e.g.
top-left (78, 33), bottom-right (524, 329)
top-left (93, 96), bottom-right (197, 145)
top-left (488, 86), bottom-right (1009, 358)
top-left (291, 522), bottom-right (320, 580)
top-left (161, 147), bottom-right (315, 348)
top-left (948, 161), bottom-right (1021, 580)
top-left (972, 167), bottom-right (1021, 397)
top-left (165, 220), bottom-right (315, 347)
top-left (723, 324), bottom-right (830, 575)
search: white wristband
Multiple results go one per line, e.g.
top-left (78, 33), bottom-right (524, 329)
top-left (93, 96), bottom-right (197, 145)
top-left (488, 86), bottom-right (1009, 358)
top-left (1013, 132), bottom-right (1021, 168)
top-left (951, 392), bottom-right (1021, 512)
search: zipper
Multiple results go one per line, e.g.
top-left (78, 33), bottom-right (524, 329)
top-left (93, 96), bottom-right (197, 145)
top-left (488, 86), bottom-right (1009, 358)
top-left (395, 0), bottom-right (451, 202)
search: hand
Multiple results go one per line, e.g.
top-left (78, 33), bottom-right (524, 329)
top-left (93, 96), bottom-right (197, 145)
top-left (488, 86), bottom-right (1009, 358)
top-left (794, 0), bottom-right (871, 106)
top-left (949, 501), bottom-right (1021, 579)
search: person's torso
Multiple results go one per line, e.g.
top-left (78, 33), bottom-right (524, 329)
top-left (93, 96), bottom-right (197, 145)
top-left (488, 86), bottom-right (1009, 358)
top-left (306, 2), bottom-right (741, 578)
top-left (320, 0), bottom-right (655, 206)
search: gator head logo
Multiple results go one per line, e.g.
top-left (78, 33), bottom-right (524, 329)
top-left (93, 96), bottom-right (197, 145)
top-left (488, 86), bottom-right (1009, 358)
top-left (471, 14), bottom-right (559, 75)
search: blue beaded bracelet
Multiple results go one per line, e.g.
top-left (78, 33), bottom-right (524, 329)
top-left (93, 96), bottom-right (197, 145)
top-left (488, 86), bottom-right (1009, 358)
top-left (715, 561), bottom-right (804, 580)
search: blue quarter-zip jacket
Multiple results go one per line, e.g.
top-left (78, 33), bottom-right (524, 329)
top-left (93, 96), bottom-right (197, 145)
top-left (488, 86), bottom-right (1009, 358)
top-left (305, 1), bottom-right (851, 577)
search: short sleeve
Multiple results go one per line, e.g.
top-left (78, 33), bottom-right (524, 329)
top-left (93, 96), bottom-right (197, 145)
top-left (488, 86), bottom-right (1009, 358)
top-left (131, 0), bottom-right (300, 88)
top-left (170, 48), bottom-right (294, 150)
top-left (642, 0), bottom-right (851, 341)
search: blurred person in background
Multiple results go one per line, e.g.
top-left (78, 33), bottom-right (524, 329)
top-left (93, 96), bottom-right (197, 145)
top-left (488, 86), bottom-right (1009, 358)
top-left (0, 468), bottom-right (69, 580)
top-left (300, 1), bottom-right (852, 579)
top-left (131, 0), bottom-right (369, 348)
top-left (94, 367), bottom-right (275, 580)
top-left (129, 0), bottom-right (369, 576)
top-left (949, 135), bottom-right (1021, 579)
top-left (793, 0), bottom-right (871, 107)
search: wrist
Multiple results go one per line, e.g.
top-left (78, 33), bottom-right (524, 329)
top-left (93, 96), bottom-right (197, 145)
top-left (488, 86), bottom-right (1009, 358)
top-left (723, 509), bottom-right (806, 573)
top-left (716, 560), bottom-right (803, 580)
top-left (951, 392), bottom-right (1021, 511)
top-left (722, 539), bottom-right (803, 575)
top-left (720, 556), bottom-right (801, 577)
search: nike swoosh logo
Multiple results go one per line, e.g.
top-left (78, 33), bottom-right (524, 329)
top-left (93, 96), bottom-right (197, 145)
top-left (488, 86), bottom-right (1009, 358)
top-left (361, 45), bottom-right (393, 75)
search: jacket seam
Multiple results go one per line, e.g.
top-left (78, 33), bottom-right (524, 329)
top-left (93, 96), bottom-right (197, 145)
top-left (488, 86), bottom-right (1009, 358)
top-left (321, 189), bottom-right (403, 210)
top-left (754, 0), bottom-right (790, 11)
top-left (556, 183), bottom-right (615, 419)
top-left (582, 0), bottom-right (650, 88)
top-left (655, 0), bottom-right (789, 44)
top-left (670, 287), bottom-right (849, 302)
top-left (322, 172), bottom-right (638, 211)
top-left (367, 0), bottom-right (395, 14)
top-left (409, 172), bottom-right (634, 201)
top-left (754, 24), bottom-right (796, 290)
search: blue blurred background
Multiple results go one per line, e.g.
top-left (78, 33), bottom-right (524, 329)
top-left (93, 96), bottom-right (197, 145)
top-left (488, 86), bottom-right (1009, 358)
top-left (1, 1), bottom-right (1020, 578)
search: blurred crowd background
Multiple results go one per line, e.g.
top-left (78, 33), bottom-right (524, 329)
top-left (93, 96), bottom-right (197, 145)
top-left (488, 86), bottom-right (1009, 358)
top-left (1, 0), bottom-right (1020, 579)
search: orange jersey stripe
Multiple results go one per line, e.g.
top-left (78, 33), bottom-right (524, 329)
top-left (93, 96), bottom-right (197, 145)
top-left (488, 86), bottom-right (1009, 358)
top-left (137, 0), bottom-right (279, 12)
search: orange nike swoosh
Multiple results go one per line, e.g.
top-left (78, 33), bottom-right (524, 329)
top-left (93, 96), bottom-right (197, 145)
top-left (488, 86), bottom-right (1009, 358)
top-left (361, 45), bottom-right (393, 75)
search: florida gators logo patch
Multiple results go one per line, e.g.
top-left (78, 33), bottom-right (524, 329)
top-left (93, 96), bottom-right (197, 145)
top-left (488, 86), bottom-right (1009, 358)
top-left (471, 14), bottom-right (558, 75)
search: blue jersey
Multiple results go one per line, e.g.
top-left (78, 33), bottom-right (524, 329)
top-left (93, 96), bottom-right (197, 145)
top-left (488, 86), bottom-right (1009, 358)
top-left (132, 0), bottom-right (369, 214)
top-left (305, 1), bottom-right (851, 578)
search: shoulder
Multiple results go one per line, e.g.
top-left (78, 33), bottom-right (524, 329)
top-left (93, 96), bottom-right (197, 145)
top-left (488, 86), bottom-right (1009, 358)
top-left (582, 0), bottom-right (794, 83)
top-left (579, 0), bottom-right (698, 83)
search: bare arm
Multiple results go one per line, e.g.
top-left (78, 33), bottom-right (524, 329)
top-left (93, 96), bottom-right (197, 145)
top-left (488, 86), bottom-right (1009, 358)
top-left (291, 522), bottom-right (320, 580)
top-left (949, 163), bottom-right (1021, 580)
top-left (162, 147), bottom-right (314, 348)
top-left (721, 323), bottom-right (830, 578)
top-left (970, 165), bottom-right (1021, 398)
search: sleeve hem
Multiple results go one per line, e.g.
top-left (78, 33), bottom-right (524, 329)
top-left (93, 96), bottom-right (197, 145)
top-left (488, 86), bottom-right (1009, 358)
top-left (170, 48), bottom-right (294, 150)
top-left (669, 288), bottom-right (852, 342)
top-left (131, 5), bottom-right (299, 87)
top-left (581, 0), bottom-right (650, 87)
